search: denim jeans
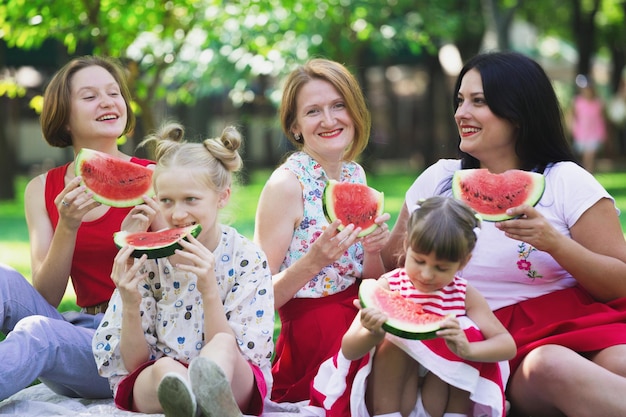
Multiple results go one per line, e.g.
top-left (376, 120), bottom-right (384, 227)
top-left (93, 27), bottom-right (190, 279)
top-left (0, 264), bottom-right (112, 400)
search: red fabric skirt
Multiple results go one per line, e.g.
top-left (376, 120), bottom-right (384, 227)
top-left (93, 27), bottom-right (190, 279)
top-left (494, 285), bottom-right (626, 374)
top-left (114, 359), bottom-right (266, 415)
top-left (271, 284), bottom-right (360, 403)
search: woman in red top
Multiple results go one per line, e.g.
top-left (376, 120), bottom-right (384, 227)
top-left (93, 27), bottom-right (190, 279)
top-left (0, 56), bottom-right (155, 400)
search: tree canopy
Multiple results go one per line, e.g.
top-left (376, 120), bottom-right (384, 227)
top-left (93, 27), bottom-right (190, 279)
top-left (0, 0), bottom-right (625, 199)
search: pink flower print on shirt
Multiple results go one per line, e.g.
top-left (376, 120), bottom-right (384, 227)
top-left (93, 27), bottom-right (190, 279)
top-left (517, 242), bottom-right (543, 279)
top-left (517, 260), bottom-right (531, 271)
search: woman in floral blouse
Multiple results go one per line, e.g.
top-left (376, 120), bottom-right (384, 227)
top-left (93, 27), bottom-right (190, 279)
top-left (254, 58), bottom-right (390, 403)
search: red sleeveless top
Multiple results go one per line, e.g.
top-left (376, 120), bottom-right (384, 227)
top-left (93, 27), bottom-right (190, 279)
top-left (44, 157), bottom-right (153, 308)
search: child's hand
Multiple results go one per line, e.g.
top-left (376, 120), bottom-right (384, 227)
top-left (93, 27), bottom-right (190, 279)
top-left (361, 213), bottom-right (391, 255)
top-left (357, 301), bottom-right (388, 337)
top-left (111, 245), bottom-right (147, 307)
top-left (436, 316), bottom-right (472, 359)
top-left (120, 195), bottom-right (162, 233)
top-left (174, 235), bottom-right (216, 295)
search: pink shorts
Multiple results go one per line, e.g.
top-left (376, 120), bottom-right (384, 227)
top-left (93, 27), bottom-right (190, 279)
top-left (114, 358), bottom-right (267, 416)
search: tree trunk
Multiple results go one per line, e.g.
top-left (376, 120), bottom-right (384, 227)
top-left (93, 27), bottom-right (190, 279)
top-left (0, 96), bottom-right (17, 201)
top-left (572, 0), bottom-right (600, 77)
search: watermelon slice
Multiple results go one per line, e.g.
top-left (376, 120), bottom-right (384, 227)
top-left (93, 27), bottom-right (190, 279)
top-left (75, 148), bottom-right (155, 208)
top-left (322, 180), bottom-right (384, 237)
top-left (358, 279), bottom-right (449, 340)
top-left (452, 168), bottom-right (545, 222)
top-left (113, 224), bottom-right (202, 259)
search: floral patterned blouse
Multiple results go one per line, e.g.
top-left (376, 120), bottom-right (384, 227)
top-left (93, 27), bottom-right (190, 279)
top-left (280, 151), bottom-right (366, 298)
top-left (92, 225), bottom-right (275, 393)
top-left (405, 159), bottom-right (614, 310)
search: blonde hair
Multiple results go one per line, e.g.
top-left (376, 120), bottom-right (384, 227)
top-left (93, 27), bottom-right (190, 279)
top-left (406, 196), bottom-right (480, 262)
top-left (140, 122), bottom-right (242, 192)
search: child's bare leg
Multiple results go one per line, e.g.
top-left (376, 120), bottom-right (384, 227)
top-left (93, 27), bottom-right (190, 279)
top-left (366, 339), bottom-right (420, 416)
top-left (133, 356), bottom-right (189, 413)
top-left (445, 385), bottom-right (471, 416)
top-left (421, 372), bottom-right (449, 417)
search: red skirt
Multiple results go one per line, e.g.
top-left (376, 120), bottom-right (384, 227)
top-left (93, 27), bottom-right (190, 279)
top-left (115, 359), bottom-right (266, 415)
top-left (494, 285), bottom-right (626, 374)
top-left (271, 284), bottom-right (360, 403)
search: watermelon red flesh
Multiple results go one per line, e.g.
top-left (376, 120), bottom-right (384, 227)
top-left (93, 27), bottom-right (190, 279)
top-left (113, 224), bottom-right (202, 259)
top-left (452, 169), bottom-right (545, 222)
top-left (323, 180), bottom-right (384, 237)
top-left (75, 148), bottom-right (154, 208)
top-left (358, 279), bottom-right (448, 340)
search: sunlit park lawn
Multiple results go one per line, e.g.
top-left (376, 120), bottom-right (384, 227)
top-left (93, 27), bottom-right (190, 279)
top-left (1, 168), bottom-right (626, 312)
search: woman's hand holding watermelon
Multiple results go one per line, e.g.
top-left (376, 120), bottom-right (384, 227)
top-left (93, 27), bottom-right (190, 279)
top-left (495, 204), bottom-right (564, 252)
top-left (55, 176), bottom-right (102, 229)
top-left (311, 219), bottom-right (361, 265)
top-left (360, 214), bottom-right (391, 255)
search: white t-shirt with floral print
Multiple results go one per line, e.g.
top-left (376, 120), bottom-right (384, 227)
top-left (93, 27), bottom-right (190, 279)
top-left (405, 159), bottom-right (615, 310)
top-left (92, 225), bottom-right (275, 393)
top-left (279, 151), bottom-right (366, 298)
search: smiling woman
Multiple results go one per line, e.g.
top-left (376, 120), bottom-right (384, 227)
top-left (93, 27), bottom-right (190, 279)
top-left (0, 55), bottom-right (155, 401)
top-left (383, 51), bottom-right (626, 417)
top-left (253, 58), bottom-right (393, 405)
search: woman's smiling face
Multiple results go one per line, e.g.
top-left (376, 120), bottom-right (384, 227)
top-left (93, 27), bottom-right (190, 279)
top-left (293, 78), bottom-right (355, 162)
top-left (68, 65), bottom-right (127, 143)
top-left (454, 69), bottom-right (518, 167)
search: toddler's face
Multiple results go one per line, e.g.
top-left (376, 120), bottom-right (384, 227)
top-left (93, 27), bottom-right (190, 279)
top-left (403, 248), bottom-right (462, 293)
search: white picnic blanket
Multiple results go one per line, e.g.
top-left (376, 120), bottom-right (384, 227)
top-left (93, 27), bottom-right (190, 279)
top-left (0, 384), bottom-right (323, 417)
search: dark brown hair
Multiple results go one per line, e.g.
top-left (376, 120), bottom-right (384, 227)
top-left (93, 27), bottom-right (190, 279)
top-left (406, 196), bottom-right (480, 262)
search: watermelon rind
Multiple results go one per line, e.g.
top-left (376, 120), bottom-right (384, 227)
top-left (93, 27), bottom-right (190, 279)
top-left (75, 148), bottom-right (155, 208)
top-left (451, 168), bottom-right (545, 222)
top-left (358, 279), bottom-right (448, 340)
top-left (322, 180), bottom-right (385, 237)
top-left (113, 224), bottom-right (202, 259)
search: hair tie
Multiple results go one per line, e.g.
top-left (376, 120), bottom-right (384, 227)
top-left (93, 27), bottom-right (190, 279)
top-left (473, 213), bottom-right (482, 239)
top-left (409, 198), bottom-right (426, 213)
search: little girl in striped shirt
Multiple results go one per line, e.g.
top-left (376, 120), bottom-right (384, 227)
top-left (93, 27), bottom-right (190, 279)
top-left (310, 196), bottom-right (516, 417)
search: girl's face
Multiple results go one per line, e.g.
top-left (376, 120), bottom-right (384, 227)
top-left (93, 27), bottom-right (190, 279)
top-left (293, 78), bottom-right (354, 162)
top-left (67, 65), bottom-right (127, 144)
top-left (404, 247), bottom-right (467, 293)
top-left (155, 168), bottom-right (229, 247)
top-left (454, 69), bottom-right (517, 167)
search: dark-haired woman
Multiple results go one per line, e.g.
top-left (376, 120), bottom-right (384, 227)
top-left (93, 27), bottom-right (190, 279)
top-left (384, 51), bottom-right (626, 416)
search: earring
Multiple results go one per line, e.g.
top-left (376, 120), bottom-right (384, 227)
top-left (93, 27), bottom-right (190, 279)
top-left (294, 133), bottom-right (302, 142)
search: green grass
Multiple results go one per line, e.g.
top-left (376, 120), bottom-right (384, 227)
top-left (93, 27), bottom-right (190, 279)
top-left (2, 169), bottom-right (626, 309)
